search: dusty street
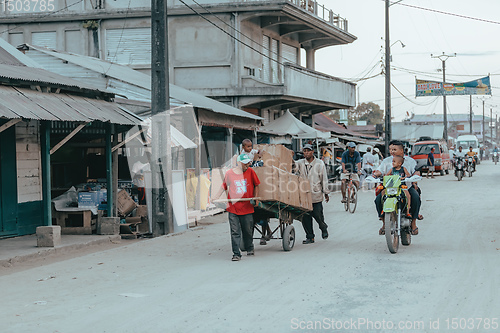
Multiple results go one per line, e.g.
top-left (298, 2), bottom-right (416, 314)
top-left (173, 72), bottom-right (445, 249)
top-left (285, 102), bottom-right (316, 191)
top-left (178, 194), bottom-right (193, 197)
top-left (1, 161), bottom-right (499, 333)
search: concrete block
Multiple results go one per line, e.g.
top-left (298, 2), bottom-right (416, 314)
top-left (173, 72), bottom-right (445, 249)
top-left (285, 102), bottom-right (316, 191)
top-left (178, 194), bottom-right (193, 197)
top-left (36, 226), bottom-right (62, 247)
top-left (97, 217), bottom-right (120, 235)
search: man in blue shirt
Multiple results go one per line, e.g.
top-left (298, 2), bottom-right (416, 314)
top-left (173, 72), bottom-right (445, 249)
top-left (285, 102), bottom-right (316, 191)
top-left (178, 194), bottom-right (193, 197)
top-left (426, 147), bottom-right (435, 179)
top-left (341, 142), bottom-right (361, 203)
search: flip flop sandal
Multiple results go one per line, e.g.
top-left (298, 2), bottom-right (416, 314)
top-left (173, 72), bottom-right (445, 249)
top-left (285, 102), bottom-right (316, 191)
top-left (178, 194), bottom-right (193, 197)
top-left (379, 227), bottom-right (385, 235)
top-left (411, 227), bottom-right (419, 235)
top-left (417, 214), bottom-right (424, 220)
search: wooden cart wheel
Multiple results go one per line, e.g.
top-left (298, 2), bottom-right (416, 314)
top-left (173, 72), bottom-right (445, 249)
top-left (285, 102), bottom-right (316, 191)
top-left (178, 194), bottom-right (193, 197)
top-left (282, 225), bottom-right (295, 251)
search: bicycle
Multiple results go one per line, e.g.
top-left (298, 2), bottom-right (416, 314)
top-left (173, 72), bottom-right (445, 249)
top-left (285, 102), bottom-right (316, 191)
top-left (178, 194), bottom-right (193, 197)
top-left (343, 173), bottom-right (358, 213)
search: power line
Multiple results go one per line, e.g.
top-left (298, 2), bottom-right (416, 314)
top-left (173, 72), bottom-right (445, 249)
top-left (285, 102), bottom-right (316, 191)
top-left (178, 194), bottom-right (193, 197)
top-left (390, 1), bottom-right (500, 25)
top-left (391, 81), bottom-right (439, 106)
top-left (105, 0), bottom-right (132, 75)
top-left (187, 0), bottom-right (295, 64)
top-left (178, 0), bottom-right (353, 84)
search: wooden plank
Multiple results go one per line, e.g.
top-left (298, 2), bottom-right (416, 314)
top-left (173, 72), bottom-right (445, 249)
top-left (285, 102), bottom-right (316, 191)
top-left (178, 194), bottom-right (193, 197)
top-left (50, 122), bottom-right (88, 155)
top-left (18, 192), bottom-right (42, 203)
top-left (16, 152), bottom-right (41, 160)
top-left (17, 177), bottom-right (40, 187)
top-left (17, 168), bottom-right (39, 178)
top-left (16, 142), bottom-right (41, 152)
top-left (16, 159), bottom-right (39, 169)
top-left (112, 128), bottom-right (146, 152)
top-left (0, 118), bottom-right (22, 134)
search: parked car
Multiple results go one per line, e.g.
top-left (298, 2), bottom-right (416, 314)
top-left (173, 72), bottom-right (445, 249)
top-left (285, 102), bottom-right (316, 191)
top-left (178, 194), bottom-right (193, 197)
top-left (411, 140), bottom-right (452, 176)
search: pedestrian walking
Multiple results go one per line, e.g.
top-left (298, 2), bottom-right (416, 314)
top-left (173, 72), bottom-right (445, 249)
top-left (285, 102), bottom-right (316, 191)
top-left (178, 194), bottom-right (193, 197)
top-left (294, 144), bottom-right (330, 244)
top-left (216, 153), bottom-right (260, 261)
top-left (427, 147), bottom-right (435, 178)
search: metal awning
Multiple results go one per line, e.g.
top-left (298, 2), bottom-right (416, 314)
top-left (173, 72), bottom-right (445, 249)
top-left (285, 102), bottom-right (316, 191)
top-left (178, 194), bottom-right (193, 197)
top-left (0, 86), bottom-right (142, 125)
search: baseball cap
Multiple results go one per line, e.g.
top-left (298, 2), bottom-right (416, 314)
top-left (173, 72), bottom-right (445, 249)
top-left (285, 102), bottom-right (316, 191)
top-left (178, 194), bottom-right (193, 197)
top-left (347, 142), bottom-right (356, 148)
top-left (237, 153), bottom-right (252, 164)
top-left (303, 144), bottom-right (314, 151)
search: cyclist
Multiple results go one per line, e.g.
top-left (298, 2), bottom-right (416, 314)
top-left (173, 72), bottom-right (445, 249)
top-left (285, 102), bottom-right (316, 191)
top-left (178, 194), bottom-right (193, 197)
top-left (341, 142), bottom-right (361, 204)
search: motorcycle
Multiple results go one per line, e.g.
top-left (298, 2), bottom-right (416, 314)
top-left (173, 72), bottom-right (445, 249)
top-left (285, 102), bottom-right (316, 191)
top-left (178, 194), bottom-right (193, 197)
top-left (366, 174), bottom-right (422, 254)
top-left (494, 151), bottom-right (498, 165)
top-left (454, 157), bottom-right (464, 181)
top-left (467, 156), bottom-right (474, 177)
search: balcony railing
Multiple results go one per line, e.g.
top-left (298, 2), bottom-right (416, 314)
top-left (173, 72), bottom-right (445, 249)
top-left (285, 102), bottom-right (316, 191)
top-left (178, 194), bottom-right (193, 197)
top-left (287, 0), bottom-right (348, 32)
top-left (283, 63), bottom-right (355, 108)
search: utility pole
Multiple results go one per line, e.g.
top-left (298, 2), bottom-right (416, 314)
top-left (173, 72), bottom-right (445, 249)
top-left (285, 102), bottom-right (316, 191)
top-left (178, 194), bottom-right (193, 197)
top-left (469, 96), bottom-right (473, 134)
top-left (431, 53), bottom-right (455, 142)
top-left (482, 99), bottom-right (485, 145)
top-left (491, 108), bottom-right (493, 145)
top-left (384, 0), bottom-right (391, 156)
top-left (151, 0), bottom-right (174, 236)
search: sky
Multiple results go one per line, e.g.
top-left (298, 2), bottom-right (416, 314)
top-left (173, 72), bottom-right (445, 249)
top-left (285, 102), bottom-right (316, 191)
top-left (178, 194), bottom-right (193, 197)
top-left (312, 0), bottom-right (500, 122)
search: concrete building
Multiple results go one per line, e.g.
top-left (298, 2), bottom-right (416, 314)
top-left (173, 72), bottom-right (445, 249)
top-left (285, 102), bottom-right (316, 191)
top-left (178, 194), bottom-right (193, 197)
top-left (405, 113), bottom-right (494, 142)
top-left (0, 0), bottom-right (357, 124)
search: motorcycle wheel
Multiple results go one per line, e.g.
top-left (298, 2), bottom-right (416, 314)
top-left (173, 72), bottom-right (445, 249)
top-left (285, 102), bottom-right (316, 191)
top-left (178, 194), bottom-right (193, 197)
top-left (385, 212), bottom-right (399, 254)
top-left (468, 167), bottom-right (473, 177)
top-left (348, 185), bottom-right (357, 214)
top-left (458, 170), bottom-right (462, 181)
top-left (401, 226), bottom-right (411, 246)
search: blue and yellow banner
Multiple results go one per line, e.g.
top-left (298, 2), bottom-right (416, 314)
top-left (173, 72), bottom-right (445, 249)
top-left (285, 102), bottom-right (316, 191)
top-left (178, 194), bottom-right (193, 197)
top-left (416, 76), bottom-right (491, 97)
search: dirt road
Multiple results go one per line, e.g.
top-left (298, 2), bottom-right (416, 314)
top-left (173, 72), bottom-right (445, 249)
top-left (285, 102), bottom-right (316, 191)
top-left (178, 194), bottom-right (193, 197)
top-left (2, 161), bottom-right (499, 332)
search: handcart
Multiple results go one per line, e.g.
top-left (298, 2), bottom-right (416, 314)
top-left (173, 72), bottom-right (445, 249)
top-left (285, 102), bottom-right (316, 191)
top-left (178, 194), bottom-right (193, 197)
top-left (252, 200), bottom-right (311, 251)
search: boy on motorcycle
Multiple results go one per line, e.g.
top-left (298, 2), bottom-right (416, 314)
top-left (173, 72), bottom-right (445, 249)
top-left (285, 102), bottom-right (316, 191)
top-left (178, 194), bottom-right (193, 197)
top-left (384, 155), bottom-right (412, 218)
top-left (466, 146), bottom-right (477, 171)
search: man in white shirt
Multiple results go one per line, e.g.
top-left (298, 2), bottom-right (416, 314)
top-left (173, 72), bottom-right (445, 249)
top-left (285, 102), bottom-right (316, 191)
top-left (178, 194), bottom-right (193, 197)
top-left (295, 144), bottom-right (330, 244)
top-left (361, 147), bottom-right (375, 189)
top-left (454, 146), bottom-right (467, 159)
top-left (373, 140), bottom-right (421, 236)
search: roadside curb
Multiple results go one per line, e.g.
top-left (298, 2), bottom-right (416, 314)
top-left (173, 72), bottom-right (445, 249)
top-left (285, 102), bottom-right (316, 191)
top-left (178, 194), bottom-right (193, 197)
top-left (0, 235), bottom-right (121, 268)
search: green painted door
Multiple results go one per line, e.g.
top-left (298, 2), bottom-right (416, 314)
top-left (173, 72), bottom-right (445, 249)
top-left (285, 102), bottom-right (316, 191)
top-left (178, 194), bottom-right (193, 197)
top-left (0, 124), bottom-right (18, 237)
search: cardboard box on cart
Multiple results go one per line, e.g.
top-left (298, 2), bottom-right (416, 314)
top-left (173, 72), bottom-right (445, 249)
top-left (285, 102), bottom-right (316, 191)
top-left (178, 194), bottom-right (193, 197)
top-left (298, 176), bottom-right (313, 211)
top-left (255, 144), bottom-right (294, 172)
top-left (254, 166), bottom-right (279, 202)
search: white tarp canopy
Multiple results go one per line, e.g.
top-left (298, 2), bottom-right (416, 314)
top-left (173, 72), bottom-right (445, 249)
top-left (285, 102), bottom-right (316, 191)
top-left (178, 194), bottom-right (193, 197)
top-left (260, 110), bottom-right (330, 139)
top-left (141, 116), bottom-right (197, 149)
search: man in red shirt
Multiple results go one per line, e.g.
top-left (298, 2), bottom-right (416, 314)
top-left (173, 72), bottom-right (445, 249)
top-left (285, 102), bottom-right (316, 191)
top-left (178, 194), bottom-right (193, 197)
top-left (218, 153), bottom-right (260, 261)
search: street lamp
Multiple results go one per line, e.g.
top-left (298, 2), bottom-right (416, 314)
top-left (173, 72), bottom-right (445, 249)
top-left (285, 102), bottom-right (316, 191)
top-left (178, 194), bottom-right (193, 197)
top-left (431, 52), bottom-right (456, 142)
top-left (384, 0), bottom-right (406, 156)
top-left (391, 40), bottom-right (406, 48)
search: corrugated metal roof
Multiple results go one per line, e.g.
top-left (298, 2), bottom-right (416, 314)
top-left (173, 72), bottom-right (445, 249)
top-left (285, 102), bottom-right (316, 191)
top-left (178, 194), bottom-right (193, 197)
top-left (23, 44), bottom-right (262, 121)
top-left (0, 64), bottom-right (106, 93)
top-left (392, 123), bottom-right (444, 142)
top-left (314, 113), bottom-right (378, 139)
top-left (409, 113), bottom-right (492, 123)
top-left (0, 38), bottom-right (42, 67)
top-left (0, 85), bottom-right (142, 125)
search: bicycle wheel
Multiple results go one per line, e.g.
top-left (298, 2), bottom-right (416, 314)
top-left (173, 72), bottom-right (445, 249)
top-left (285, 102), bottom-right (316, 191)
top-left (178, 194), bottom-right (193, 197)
top-left (348, 184), bottom-right (357, 213)
top-left (344, 185), bottom-right (349, 211)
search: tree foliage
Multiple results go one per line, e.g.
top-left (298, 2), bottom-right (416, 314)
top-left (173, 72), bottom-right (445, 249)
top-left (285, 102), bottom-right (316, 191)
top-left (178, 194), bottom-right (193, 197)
top-left (325, 102), bottom-right (384, 125)
top-left (350, 102), bottom-right (384, 125)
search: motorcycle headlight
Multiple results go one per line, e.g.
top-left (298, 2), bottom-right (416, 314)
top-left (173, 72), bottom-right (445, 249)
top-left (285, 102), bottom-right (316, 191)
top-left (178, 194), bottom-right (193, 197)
top-left (387, 188), bottom-right (398, 195)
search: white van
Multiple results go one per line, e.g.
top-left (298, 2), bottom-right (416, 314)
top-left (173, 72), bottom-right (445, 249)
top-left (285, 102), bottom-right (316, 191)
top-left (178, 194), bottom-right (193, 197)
top-left (456, 134), bottom-right (480, 163)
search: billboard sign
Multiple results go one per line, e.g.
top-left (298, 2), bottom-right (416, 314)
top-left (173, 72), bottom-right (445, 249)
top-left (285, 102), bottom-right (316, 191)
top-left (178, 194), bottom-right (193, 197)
top-left (416, 76), bottom-right (491, 97)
